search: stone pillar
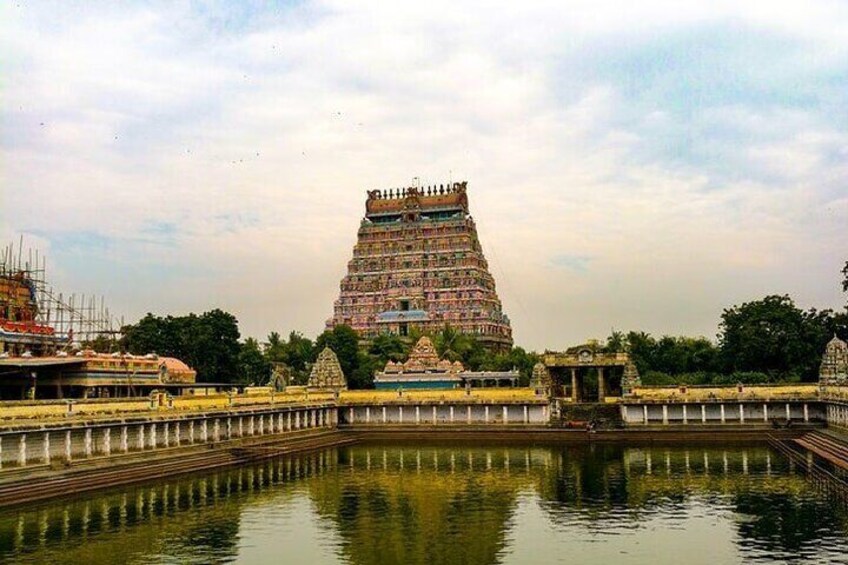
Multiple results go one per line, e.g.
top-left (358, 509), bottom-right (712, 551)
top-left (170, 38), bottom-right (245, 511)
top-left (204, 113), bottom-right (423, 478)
top-left (701, 404), bottom-right (706, 424)
top-left (103, 428), bottom-right (111, 456)
top-left (226, 418), bottom-right (232, 440)
top-left (415, 406), bottom-right (420, 424)
top-left (597, 368), bottom-right (606, 403)
top-left (432, 405), bottom-right (437, 424)
top-left (571, 368), bottom-right (579, 402)
top-left (249, 416), bottom-right (255, 436)
top-left (149, 423), bottom-right (157, 449)
top-left (467, 405), bottom-right (472, 424)
top-left (85, 429), bottom-right (93, 457)
top-left (201, 420), bottom-right (208, 443)
top-left (484, 405), bottom-right (490, 423)
top-left (662, 405), bottom-right (669, 425)
top-left (189, 421), bottom-right (195, 444)
top-left (720, 404), bottom-right (726, 424)
top-left (43, 431), bottom-right (50, 464)
top-left (643, 405), bottom-right (649, 424)
top-left (739, 404), bottom-right (745, 424)
top-left (450, 406), bottom-right (455, 423)
top-left (163, 423), bottom-right (169, 448)
top-left (763, 404), bottom-right (769, 422)
top-left (311, 410), bottom-right (317, 428)
top-left (258, 415), bottom-right (264, 435)
top-left (803, 403), bottom-right (809, 423)
top-left (523, 405), bottom-right (528, 424)
top-left (785, 403), bottom-right (791, 421)
top-left (383, 406), bottom-right (388, 424)
top-left (348, 408), bottom-right (354, 425)
top-left (214, 419), bottom-right (221, 442)
top-left (682, 405), bottom-right (688, 424)
top-left (138, 425), bottom-right (145, 451)
top-left (287, 412), bottom-right (292, 431)
top-left (278, 413), bottom-right (284, 433)
top-left (18, 434), bottom-right (26, 467)
top-left (366, 407), bottom-right (371, 424)
top-left (239, 416), bottom-right (244, 436)
top-left (399, 406), bottom-right (403, 423)
top-left (503, 405), bottom-right (509, 424)
top-left (65, 430), bottom-right (73, 462)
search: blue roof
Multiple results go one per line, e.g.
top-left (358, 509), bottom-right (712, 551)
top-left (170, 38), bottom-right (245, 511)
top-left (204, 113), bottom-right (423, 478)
top-left (376, 310), bottom-right (429, 322)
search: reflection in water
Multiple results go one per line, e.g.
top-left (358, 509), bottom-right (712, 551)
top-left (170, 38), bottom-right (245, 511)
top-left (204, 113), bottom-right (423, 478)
top-left (0, 443), bottom-right (846, 564)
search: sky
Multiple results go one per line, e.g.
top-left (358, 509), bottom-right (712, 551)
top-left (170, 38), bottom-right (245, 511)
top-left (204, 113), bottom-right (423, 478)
top-left (1, 0), bottom-right (846, 351)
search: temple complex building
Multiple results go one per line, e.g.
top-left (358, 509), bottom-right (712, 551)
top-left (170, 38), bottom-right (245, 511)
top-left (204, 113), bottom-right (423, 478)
top-left (327, 182), bottom-right (512, 350)
top-left (374, 336), bottom-right (519, 390)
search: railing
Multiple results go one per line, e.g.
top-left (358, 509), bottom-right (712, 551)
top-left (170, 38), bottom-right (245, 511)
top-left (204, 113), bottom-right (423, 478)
top-left (339, 388), bottom-right (543, 405)
top-left (627, 384), bottom-right (819, 403)
top-left (0, 391), bottom-right (337, 422)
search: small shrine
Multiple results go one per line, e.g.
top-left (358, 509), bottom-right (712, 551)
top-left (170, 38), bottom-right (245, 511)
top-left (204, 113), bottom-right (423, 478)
top-left (308, 347), bottom-right (347, 391)
top-left (820, 335), bottom-right (848, 386)
top-left (530, 362), bottom-right (552, 397)
top-left (374, 336), bottom-right (520, 390)
top-left (374, 337), bottom-right (463, 390)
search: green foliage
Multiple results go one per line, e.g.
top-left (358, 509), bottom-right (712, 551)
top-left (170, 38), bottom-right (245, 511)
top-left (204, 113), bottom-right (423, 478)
top-left (264, 331), bottom-right (314, 385)
top-left (718, 295), bottom-right (833, 381)
top-left (238, 337), bottom-right (271, 385)
top-left (122, 309), bottom-right (241, 383)
top-left (711, 372), bottom-right (774, 385)
top-left (640, 371), bottom-right (677, 386)
top-left (612, 330), bottom-right (720, 377)
top-left (368, 333), bottom-right (409, 365)
top-left (843, 261), bottom-right (848, 294)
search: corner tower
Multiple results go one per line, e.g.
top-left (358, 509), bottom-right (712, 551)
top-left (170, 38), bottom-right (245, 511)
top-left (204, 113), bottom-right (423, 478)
top-left (327, 181), bottom-right (512, 349)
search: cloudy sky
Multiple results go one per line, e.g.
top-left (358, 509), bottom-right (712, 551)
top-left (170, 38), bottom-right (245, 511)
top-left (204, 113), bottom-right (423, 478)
top-left (2, 1), bottom-right (846, 350)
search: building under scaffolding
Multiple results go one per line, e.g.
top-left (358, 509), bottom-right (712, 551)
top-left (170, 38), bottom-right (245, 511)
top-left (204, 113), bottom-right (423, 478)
top-left (0, 238), bottom-right (122, 356)
top-left (0, 239), bottom-right (199, 399)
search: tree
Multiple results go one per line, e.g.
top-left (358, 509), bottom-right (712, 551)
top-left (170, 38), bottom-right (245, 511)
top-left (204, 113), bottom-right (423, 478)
top-left (121, 309), bottom-right (241, 383)
top-left (718, 295), bottom-right (823, 381)
top-left (368, 333), bottom-right (408, 365)
top-left (239, 337), bottom-right (271, 385)
top-left (605, 330), bottom-right (626, 353)
top-left (843, 261), bottom-right (848, 294)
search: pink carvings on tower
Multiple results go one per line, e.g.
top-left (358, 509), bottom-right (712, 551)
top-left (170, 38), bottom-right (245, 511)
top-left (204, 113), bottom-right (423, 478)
top-left (327, 182), bottom-right (512, 349)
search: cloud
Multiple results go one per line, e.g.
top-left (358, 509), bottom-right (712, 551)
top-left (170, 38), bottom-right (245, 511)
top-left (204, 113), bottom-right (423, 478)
top-left (1, 1), bottom-right (846, 349)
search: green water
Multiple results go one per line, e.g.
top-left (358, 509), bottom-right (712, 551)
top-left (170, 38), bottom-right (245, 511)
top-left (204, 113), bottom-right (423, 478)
top-left (0, 442), bottom-right (846, 564)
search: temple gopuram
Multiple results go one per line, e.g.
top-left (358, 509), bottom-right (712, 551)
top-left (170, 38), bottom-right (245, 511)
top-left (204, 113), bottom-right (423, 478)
top-left (327, 181), bottom-right (512, 350)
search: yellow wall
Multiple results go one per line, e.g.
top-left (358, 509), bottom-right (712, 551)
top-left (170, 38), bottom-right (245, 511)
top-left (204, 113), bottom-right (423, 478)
top-left (630, 384), bottom-right (818, 402)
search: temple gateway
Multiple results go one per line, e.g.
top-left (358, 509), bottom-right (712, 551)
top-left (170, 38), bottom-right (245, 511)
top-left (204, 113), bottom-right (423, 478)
top-left (327, 182), bottom-right (512, 350)
top-left (543, 341), bottom-right (640, 402)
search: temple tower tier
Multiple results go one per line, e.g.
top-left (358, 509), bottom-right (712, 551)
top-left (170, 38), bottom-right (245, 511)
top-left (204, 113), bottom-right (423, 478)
top-left (327, 181), bottom-right (513, 350)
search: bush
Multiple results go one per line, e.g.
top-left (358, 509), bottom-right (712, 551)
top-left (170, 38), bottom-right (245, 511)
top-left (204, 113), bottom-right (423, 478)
top-left (641, 371), bottom-right (677, 386)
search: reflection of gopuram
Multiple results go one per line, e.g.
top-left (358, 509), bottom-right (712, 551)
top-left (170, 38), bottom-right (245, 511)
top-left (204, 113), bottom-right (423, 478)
top-left (327, 182), bottom-right (512, 350)
top-left (0, 444), bottom-right (841, 564)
